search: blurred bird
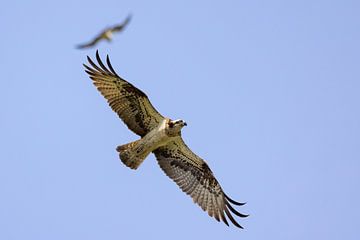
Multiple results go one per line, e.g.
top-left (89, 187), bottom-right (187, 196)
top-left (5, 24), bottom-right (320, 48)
top-left (76, 14), bottom-right (132, 49)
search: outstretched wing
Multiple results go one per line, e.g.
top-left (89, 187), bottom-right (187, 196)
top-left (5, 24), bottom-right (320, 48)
top-left (153, 137), bottom-right (248, 228)
top-left (83, 50), bottom-right (164, 136)
top-left (111, 14), bottom-right (132, 32)
top-left (76, 34), bottom-right (104, 49)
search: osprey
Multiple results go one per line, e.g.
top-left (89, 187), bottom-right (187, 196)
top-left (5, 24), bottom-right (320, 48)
top-left (76, 14), bottom-right (132, 49)
top-left (83, 51), bottom-right (248, 228)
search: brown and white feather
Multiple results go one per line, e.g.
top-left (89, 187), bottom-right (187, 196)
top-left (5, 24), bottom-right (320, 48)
top-left (153, 137), bottom-right (248, 228)
top-left (83, 50), bottom-right (164, 136)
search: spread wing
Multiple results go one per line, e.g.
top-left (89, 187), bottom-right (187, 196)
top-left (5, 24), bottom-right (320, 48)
top-left (111, 14), bottom-right (132, 32)
top-left (83, 50), bottom-right (164, 136)
top-left (153, 137), bottom-right (248, 228)
top-left (76, 34), bottom-right (105, 49)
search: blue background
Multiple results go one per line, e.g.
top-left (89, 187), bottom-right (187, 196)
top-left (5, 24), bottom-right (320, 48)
top-left (1, 0), bottom-right (359, 239)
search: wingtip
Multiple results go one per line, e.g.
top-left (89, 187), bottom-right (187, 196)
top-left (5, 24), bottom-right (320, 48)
top-left (224, 193), bottom-right (246, 206)
top-left (224, 207), bottom-right (244, 229)
top-left (95, 50), bottom-right (111, 72)
top-left (106, 54), bottom-right (118, 76)
top-left (225, 200), bottom-right (249, 218)
top-left (222, 216), bottom-right (229, 227)
top-left (125, 13), bottom-right (132, 23)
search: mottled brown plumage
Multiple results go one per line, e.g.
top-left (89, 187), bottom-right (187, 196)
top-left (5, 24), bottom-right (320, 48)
top-left (83, 50), bottom-right (163, 136)
top-left (83, 51), bottom-right (248, 228)
top-left (154, 138), bottom-right (248, 228)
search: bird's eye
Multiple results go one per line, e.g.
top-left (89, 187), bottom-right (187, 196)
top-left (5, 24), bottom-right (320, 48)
top-left (169, 122), bottom-right (174, 128)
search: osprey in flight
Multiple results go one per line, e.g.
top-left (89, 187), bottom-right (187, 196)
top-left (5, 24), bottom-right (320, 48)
top-left (76, 14), bottom-right (132, 49)
top-left (83, 51), bottom-right (248, 228)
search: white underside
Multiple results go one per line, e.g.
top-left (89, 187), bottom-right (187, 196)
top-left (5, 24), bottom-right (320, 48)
top-left (133, 119), bottom-right (173, 159)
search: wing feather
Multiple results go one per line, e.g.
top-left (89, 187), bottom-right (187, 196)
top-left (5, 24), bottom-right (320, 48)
top-left (84, 51), bottom-right (164, 136)
top-left (76, 35), bottom-right (104, 49)
top-left (217, 196), bottom-right (229, 226)
top-left (195, 183), bottom-right (206, 208)
top-left (211, 194), bottom-right (220, 221)
top-left (111, 14), bottom-right (132, 32)
top-left (201, 181), bottom-right (210, 212)
top-left (153, 137), bottom-right (248, 228)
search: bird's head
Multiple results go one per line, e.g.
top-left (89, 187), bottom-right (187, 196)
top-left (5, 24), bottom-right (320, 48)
top-left (166, 119), bottom-right (187, 136)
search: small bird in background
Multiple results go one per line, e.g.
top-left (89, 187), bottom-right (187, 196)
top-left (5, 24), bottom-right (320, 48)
top-left (76, 14), bottom-right (132, 49)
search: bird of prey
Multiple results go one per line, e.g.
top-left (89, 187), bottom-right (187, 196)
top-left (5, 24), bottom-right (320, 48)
top-left (83, 51), bottom-right (248, 228)
top-left (76, 15), bottom-right (132, 49)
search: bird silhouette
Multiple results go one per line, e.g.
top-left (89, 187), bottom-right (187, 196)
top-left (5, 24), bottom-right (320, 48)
top-left (76, 14), bottom-right (132, 49)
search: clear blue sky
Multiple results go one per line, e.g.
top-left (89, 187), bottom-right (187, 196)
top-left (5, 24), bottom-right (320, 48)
top-left (1, 0), bottom-right (359, 239)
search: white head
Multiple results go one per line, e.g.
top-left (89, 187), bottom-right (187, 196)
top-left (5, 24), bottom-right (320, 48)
top-left (166, 119), bottom-right (187, 136)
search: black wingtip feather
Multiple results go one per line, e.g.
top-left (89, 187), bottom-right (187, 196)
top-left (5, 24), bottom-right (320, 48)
top-left (220, 210), bottom-right (229, 226)
top-left (96, 50), bottom-right (111, 73)
top-left (83, 64), bottom-right (95, 73)
top-left (86, 56), bottom-right (92, 66)
top-left (83, 63), bottom-right (90, 70)
top-left (87, 56), bottom-right (101, 73)
top-left (84, 70), bottom-right (94, 76)
top-left (106, 54), bottom-right (118, 76)
top-left (225, 200), bottom-right (249, 218)
top-left (224, 193), bottom-right (246, 206)
top-left (88, 54), bottom-right (109, 75)
top-left (224, 207), bottom-right (243, 229)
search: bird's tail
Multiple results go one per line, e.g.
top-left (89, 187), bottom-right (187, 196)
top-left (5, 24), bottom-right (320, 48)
top-left (116, 139), bottom-right (148, 170)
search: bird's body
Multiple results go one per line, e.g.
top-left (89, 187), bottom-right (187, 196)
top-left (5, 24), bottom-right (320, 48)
top-left (83, 51), bottom-right (248, 228)
top-left (117, 118), bottom-right (186, 169)
top-left (102, 30), bottom-right (113, 41)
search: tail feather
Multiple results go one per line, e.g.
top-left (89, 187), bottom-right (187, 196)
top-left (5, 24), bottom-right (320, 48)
top-left (116, 139), bottom-right (147, 170)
